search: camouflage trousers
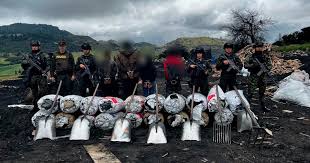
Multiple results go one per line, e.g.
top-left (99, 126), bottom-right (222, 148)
top-left (29, 75), bottom-right (48, 108)
top-left (247, 75), bottom-right (267, 103)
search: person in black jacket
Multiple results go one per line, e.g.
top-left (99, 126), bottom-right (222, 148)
top-left (187, 47), bottom-right (212, 96)
top-left (76, 43), bottom-right (97, 96)
top-left (96, 49), bottom-right (118, 96)
top-left (137, 55), bottom-right (157, 96)
top-left (216, 43), bottom-right (242, 92)
top-left (21, 41), bottom-right (49, 109)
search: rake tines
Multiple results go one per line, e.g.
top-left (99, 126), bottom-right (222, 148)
top-left (213, 122), bottom-right (231, 144)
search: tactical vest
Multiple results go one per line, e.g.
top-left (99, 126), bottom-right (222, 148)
top-left (54, 51), bottom-right (70, 73)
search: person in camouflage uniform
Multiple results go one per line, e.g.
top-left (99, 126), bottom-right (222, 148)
top-left (21, 41), bottom-right (49, 109)
top-left (96, 49), bottom-right (118, 96)
top-left (216, 43), bottom-right (242, 92)
top-left (50, 40), bottom-right (75, 96)
top-left (187, 47), bottom-right (212, 96)
top-left (244, 42), bottom-right (272, 112)
top-left (114, 40), bottom-right (139, 99)
top-left (76, 43), bottom-right (97, 97)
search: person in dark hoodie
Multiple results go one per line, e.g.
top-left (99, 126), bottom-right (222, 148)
top-left (137, 55), bottom-right (157, 96)
top-left (76, 43), bottom-right (97, 96)
top-left (114, 40), bottom-right (139, 99)
top-left (216, 43), bottom-right (242, 92)
top-left (163, 46), bottom-right (186, 95)
top-left (187, 47), bottom-right (212, 96)
top-left (96, 49), bottom-right (118, 96)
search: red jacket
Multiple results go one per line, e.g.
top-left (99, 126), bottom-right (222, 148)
top-left (163, 55), bottom-right (185, 80)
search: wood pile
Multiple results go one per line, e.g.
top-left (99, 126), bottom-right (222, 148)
top-left (237, 44), bottom-right (303, 75)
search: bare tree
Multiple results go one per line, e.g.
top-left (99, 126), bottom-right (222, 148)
top-left (223, 9), bottom-right (273, 44)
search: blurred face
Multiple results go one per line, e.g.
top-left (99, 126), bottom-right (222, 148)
top-left (59, 45), bottom-right (66, 53)
top-left (83, 49), bottom-right (91, 55)
top-left (31, 46), bottom-right (39, 51)
top-left (225, 48), bottom-right (233, 54)
top-left (255, 47), bottom-right (264, 53)
top-left (196, 53), bottom-right (203, 59)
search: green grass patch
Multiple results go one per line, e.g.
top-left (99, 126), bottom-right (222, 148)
top-left (0, 64), bottom-right (22, 77)
top-left (0, 57), bottom-right (10, 65)
top-left (274, 42), bottom-right (310, 52)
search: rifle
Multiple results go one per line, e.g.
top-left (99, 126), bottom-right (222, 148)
top-left (222, 55), bottom-right (241, 73)
top-left (23, 53), bottom-right (54, 84)
top-left (187, 58), bottom-right (209, 72)
top-left (80, 58), bottom-right (92, 80)
top-left (254, 57), bottom-right (277, 85)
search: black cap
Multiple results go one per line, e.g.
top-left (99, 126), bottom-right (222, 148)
top-left (81, 42), bottom-right (91, 50)
top-left (58, 40), bottom-right (66, 46)
top-left (223, 43), bottom-right (233, 49)
top-left (30, 40), bottom-right (41, 46)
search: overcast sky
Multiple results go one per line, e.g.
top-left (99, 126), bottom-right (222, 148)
top-left (0, 0), bottom-right (309, 45)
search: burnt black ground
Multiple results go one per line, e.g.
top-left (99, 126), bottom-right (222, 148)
top-left (0, 75), bottom-right (310, 162)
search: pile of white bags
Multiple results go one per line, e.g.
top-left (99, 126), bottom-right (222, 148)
top-left (273, 70), bottom-right (310, 107)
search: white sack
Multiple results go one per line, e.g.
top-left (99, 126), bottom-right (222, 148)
top-left (98, 97), bottom-right (125, 113)
top-left (80, 96), bottom-right (101, 115)
top-left (225, 90), bottom-right (250, 114)
top-left (37, 94), bottom-right (63, 113)
top-left (60, 95), bottom-right (83, 113)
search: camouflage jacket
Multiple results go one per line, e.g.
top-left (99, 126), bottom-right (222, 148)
top-left (216, 53), bottom-right (242, 78)
top-left (50, 51), bottom-right (75, 76)
top-left (21, 51), bottom-right (48, 76)
top-left (114, 50), bottom-right (139, 80)
top-left (244, 52), bottom-right (272, 76)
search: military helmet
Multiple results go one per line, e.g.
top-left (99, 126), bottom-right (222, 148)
top-left (58, 40), bottom-right (66, 46)
top-left (253, 42), bottom-right (264, 48)
top-left (194, 47), bottom-right (205, 54)
top-left (223, 42), bottom-right (233, 49)
top-left (30, 40), bottom-right (41, 46)
top-left (81, 42), bottom-right (92, 50)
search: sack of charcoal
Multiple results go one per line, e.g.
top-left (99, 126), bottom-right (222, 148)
top-left (124, 95), bottom-right (145, 113)
top-left (164, 93), bottom-right (186, 114)
top-left (207, 85), bottom-right (228, 112)
top-left (144, 94), bottom-right (165, 113)
top-left (60, 95), bottom-right (83, 113)
top-left (95, 112), bottom-right (124, 130)
top-left (80, 96), bottom-right (101, 115)
top-left (143, 112), bottom-right (165, 125)
top-left (31, 110), bottom-right (55, 127)
top-left (98, 96), bottom-right (125, 113)
top-left (37, 95), bottom-right (63, 113)
top-left (55, 112), bottom-right (76, 129)
top-left (167, 111), bottom-right (189, 127)
top-left (125, 112), bottom-right (143, 128)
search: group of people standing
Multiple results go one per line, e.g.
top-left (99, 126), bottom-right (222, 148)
top-left (21, 39), bottom-right (272, 112)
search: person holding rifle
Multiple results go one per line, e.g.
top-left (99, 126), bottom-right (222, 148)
top-left (216, 43), bottom-right (242, 92)
top-left (76, 43), bottom-right (97, 97)
top-left (21, 40), bottom-right (49, 110)
top-left (187, 47), bottom-right (212, 96)
top-left (244, 42), bottom-right (272, 112)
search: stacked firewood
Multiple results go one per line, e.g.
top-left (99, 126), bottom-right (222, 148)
top-left (237, 44), bottom-right (303, 75)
